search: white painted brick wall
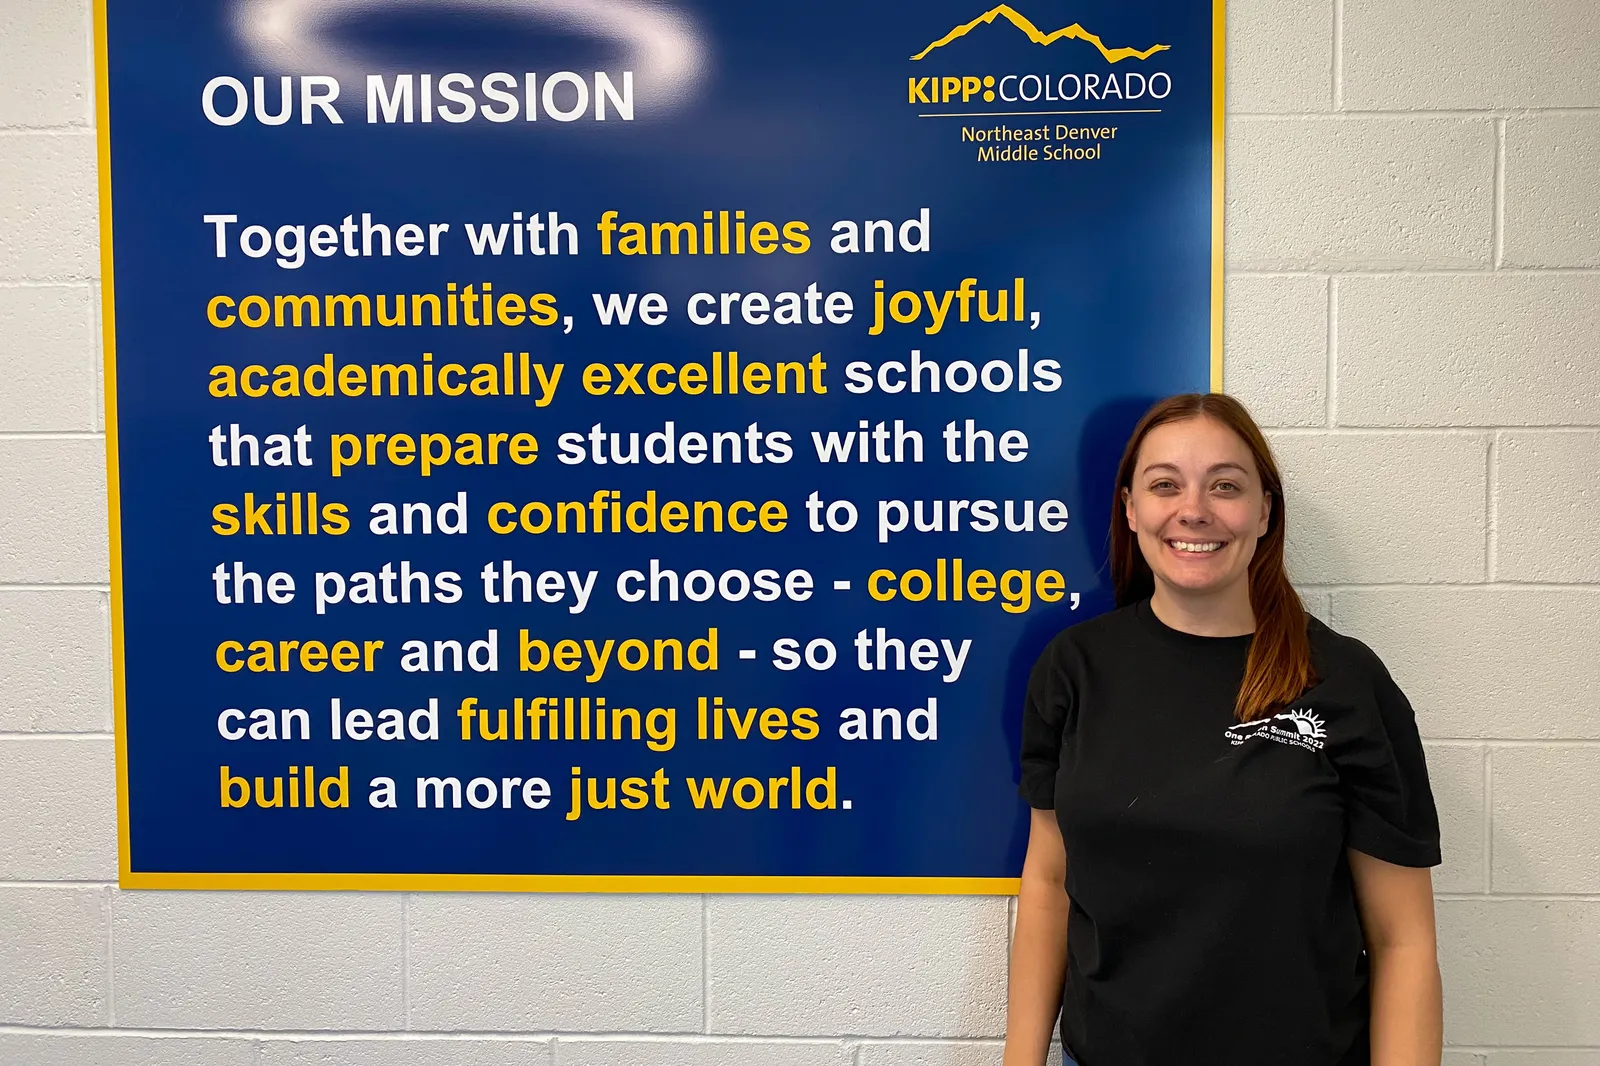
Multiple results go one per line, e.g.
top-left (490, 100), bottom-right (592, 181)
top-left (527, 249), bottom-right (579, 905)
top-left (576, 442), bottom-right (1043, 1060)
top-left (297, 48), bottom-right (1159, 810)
top-left (557, 1040), bottom-right (846, 1066)
top-left (0, 1034), bottom-right (256, 1066)
top-left (705, 897), bottom-right (1009, 1038)
top-left (0, 589), bottom-right (111, 732)
top-left (1504, 115), bottom-right (1600, 267)
top-left (0, 737), bottom-right (115, 880)
top-left (1438, 901), bottom-right (1600, 1046)
top-left (110, 893), bottom-right (405, 1030)
top-left (1227, 117), bottom-right (1494, 270)
top-left (3, 0), bottom-right (1598, 1061)
top-left (406, 896), bottom-right (703, 1033)
top-left (1340, 1), bottom-right (1600, 110)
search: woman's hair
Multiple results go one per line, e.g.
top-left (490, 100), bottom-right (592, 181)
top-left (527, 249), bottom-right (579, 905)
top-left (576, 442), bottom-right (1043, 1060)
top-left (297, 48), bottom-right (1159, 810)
top-left (1109, 393), bottom-right (1314, 722)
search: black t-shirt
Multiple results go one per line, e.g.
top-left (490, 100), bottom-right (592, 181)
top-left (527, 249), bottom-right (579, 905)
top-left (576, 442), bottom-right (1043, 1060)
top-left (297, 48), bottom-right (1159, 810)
top-left (1019, 599), bottom-right (1440, 1066)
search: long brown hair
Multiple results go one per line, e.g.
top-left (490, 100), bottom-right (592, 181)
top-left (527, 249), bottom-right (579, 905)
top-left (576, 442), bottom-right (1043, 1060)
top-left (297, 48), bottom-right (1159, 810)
top-left (1110, 394), bottom-right (1314, 722)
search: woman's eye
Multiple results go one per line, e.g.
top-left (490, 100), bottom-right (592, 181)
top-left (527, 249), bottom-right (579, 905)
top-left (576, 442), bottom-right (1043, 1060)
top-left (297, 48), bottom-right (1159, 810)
top-left (1150, 480), bottom-right (1176, 491)
top-left (1214, 481), bottom-right (1239, 492)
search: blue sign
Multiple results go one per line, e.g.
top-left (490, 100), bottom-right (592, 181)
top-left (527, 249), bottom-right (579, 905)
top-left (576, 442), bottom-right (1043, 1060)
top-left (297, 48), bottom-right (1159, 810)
top-left (98, 0), bottom-right (1221, 890)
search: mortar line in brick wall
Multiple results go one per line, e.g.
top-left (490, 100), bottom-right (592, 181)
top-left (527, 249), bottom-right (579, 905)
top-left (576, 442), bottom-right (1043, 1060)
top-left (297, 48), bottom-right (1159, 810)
top-left (0, 274), bottom-right (100, 285)
top-left (1486, 432), bottom-right (1500, 581)
top-left (1230, 108), bottom-right (1600, 119)
top-left (0, 127), bottom-right (96, 137)
top-left (1229, 267), bottom-right (1600, 277)
top-left (1298, 581), bottom-right (1600, 591)
top-left (0, 1029), bottom-right (1022, 1053)
top-left (0, 584), bottom-right (113, 592)
top-left (1483, 745), bottom-right (1494, 893)
top-left (858, 1039), bottom-right (1007, 1045)
top-left (1433, 739), bottom-right (1600, 748)
top-left (0, 733), bottom-right (114, 741)
top-left (1450, 1049), bottom-right (1600, 1057)
top-left (700, 893), bottom-right (709, 1034)
top-left (554, 1035), bottom-right (884, 1046)
top-left (0, 431), bottom-right (105, 440)
top-left (1437, 894), bottom-right (1600, 902)
top-left (0, 279), bottom-right (94, 289)
top-left (0, 880), bottom-right (116, 889)
top-left (91, 277), bottom-right (105, 435)
top-left (0, 1026), bottom-right (560, 1042)
top-left (1447, 1050), bottom-right (1600, 1056)
top-left (103, 885), bottom-right (115, 1027)
top-left (1328, 0), bottom-right (1343, 111)
top-left (400, 892), bottom-right (410, 1030)
top-left (1325, 277), bottom-right (1338, 426)
top-left (1492, 117), bottom-right (1507, 269)
top-left (1270, 426), bottom-right (1600, 436)
top-left (80, 0), bottom-right (95, 131)
top-left (1267, 427), bottom-right (1495, 437)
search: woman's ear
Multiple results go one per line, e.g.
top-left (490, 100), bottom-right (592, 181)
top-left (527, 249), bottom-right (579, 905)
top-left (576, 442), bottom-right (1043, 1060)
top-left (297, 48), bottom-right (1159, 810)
top-left (1259, 490), bottom-right (1273, 537)
top-left (1123, 486), bottom-right (1137, 531)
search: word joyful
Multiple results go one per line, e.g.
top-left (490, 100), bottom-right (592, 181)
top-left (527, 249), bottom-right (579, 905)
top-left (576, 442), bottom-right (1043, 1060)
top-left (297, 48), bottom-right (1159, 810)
top-left (868, 278), bottom-right (1027, 335)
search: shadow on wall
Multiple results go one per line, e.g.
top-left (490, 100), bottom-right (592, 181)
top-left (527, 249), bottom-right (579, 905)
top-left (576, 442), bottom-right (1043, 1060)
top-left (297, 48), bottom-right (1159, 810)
top-left (1276, 460), bottom-right (1348, 596)
top-left (999, 396), bottom-right (1155, 869)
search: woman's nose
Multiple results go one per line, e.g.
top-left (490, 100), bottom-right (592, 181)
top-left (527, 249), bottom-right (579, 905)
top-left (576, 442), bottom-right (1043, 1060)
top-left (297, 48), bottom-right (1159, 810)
top-left (1177, 490), bottom-right (1211, 523)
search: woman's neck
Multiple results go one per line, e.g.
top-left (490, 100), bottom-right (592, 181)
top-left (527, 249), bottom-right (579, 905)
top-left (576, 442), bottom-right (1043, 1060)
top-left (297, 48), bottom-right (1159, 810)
top-left (1149, 580), bottom-right (1256, 637)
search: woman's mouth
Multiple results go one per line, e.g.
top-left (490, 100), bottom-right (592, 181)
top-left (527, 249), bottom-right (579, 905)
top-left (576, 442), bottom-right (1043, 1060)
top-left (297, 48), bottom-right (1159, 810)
top-left (1167, 539), bottom-right (1225, 555)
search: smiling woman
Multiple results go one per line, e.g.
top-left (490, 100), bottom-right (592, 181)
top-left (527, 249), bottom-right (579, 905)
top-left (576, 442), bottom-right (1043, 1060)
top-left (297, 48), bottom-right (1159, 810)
top-left (1004, 394), bottom-right (1444, 1066)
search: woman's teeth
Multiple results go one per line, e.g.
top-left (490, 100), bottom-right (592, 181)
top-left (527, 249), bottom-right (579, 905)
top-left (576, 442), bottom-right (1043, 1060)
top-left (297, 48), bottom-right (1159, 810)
top-left (1169, 540), bottom-right (1222, 553)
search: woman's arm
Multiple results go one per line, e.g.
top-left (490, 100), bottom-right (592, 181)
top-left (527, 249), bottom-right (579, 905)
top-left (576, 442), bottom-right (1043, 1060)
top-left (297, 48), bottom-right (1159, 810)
top-left (1349, 849), bottom-right (1443, 1066)
top-left (1004, 808), bottom-right (1071, 1066)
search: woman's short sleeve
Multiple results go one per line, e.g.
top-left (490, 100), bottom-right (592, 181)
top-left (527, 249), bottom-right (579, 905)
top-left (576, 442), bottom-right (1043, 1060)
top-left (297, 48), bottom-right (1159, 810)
top-left (1329, 645), bottom-right (1442, 868)
top-left (1018, 637), bottom-right (1075, 810)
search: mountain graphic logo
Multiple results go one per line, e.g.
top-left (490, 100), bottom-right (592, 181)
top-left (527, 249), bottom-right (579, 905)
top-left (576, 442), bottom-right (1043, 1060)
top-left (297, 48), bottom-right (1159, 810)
top-left (911, 5), bottom-right (1170, 63)
top-left (1223, 708), bottom-right (1328, 752)
top-left (1282, 709), bottom-right (1327, 741)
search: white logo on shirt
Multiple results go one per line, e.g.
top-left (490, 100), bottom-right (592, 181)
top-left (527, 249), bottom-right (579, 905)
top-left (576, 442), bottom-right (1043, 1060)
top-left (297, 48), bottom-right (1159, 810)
top-left (1224, 708), bottom-right (1327, 752)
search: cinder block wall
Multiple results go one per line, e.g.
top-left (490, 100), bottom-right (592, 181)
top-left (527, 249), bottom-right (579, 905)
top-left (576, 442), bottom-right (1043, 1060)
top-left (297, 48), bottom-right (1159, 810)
top-left (2, 1), bottom-right (1596, 1062)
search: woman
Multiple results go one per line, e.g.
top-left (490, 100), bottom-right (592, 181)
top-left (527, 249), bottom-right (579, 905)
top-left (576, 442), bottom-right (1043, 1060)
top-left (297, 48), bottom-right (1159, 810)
top-left (1005, 394), bottom-right (1442, 1066)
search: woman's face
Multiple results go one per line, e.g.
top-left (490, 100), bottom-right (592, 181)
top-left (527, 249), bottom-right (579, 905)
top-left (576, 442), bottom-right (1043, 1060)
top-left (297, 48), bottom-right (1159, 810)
top-left (1123, 416), bottom-right (1272, 598)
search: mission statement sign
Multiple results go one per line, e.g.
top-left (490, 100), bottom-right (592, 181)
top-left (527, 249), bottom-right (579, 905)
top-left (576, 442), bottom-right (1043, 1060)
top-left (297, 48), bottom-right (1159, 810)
top-left (98, 0), bottom-right (1221, 890)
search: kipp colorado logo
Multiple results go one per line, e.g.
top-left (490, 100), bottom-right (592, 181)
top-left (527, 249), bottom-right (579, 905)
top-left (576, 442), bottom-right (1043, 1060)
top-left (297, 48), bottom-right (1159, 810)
top-left (1225, 709), bottom-right (1328, 752)
top-left (906, 4), bottom-right (1172, 107)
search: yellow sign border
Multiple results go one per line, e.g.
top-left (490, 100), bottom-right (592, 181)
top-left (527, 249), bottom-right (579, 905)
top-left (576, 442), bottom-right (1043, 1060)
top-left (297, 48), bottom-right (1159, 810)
top-left (95, 0), bottom-right (1225, 894)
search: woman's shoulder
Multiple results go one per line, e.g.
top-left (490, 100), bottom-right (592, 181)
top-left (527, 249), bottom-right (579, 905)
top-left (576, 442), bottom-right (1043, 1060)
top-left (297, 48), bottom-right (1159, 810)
top-left (1305, 614), bottom-right (1392, 682)
top-left (1034, 601), bottom-right (1144, 665)
top-left (1065, 600), bottom-right (1144, 642)
top-left (1303, 614), bottom-right (1413, 727)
